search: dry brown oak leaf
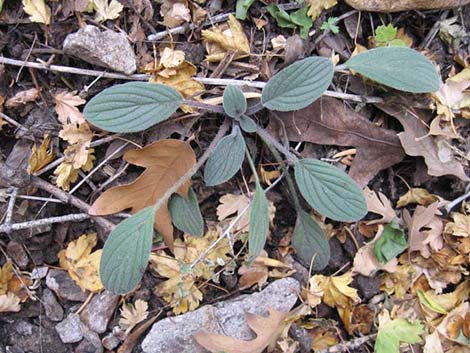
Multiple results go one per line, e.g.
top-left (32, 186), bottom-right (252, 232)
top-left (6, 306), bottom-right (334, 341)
top-left (89, 139), bottom-right (196, 249)
top-left (344, 0), bottom-right (470, 12)
top-left (267, 97), bottom-right (405, 187)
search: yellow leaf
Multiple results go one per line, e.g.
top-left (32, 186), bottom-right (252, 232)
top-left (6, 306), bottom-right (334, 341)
top-left (22, 0), bottom-right (51, 25)
top-left (202, 14), bottom-right (250, 62)
top-left (0, 293), bottom-right (21, 313)
top-left (53, 162), bottom-right (79, 191)
top-left (29, 135), bottom-right (55, 174)
top-left (93, 0), bottom-right (123, 22)
top-left (160, 47), bottom-right (186, 68)
top-left (119, 299), bottom-right (149, 334)
top-left (0, 262), bottom-right (15, 295)
top-left (445, 212), bottom-right (470, 237)
top-left (302, 276), bottom-right (325, 308)
top-left (397, 188), bottom-right (440, 208)
top-left (54, 91), bottom-right (86, 125)
top-left (59, 123), bottom-right (93, 145)
top-left (313, 271), bottom-right (360, 309)
top-left (305, 0), bottom-right (337, 21)
top-left (58, 233), bottom-right (103, 292)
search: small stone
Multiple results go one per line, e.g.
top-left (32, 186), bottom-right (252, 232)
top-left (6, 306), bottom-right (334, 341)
top-left (102, 333), bottom-right (120, 351)
top-left (55, 313), bottom-right (83, 344)
top-left (141, 278), bottom-right (300, 353)
top-left (63, 25), bottom-right (136, 75)
top-left (31, 266), bottom-right (49, 280)
top-left (80, 291), bottom-right (119, 334)
top-left (354, 274), bottom-right (380, 300)
top-left (46, 269), bottom-right (88, 302)
top-left (42, 288), bottom-right (64, 322)
top-left (6, 241), bottom-right (28, 268)
top-left (76, 323), bottom-right (103, 353)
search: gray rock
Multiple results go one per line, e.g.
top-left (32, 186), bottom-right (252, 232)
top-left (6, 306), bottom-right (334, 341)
top-left (46, 269), bottom-right (88, 302)
top-left (43, 288), bottom-right (64, 322)
top-left (75, 324), bottom-right (103, 353)
top-left (80, 291), bottom-right (119, 333)
top-left (63, 25), bottom-right (136, 74)
top-left (101, 333), bottom-right (121, 351)
top-left (141, 277), bottom-right (300, 353)
top-left (56, 313), bottom-right (83, 344)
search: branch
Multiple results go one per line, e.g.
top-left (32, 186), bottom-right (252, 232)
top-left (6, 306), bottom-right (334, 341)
top-left (256, 127), bottom-right (298, 165)
top-left (0, 213), bottom-right (90, 233)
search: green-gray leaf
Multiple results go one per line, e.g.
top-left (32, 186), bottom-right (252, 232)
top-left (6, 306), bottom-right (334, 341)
top-left (293, 210), bottom-right (330, 271)
top-left (294, 159), bottom-right (367, 222)
top-left (248, 183), bottom-right (270, 260)
top-left (236, 0), bottom-right (256, 20)
top-left (374, 222), bottom-right (408, 263)
top-left (239, 115), bottom-right (257, 133)
top-left (204, 126), bottom-right (246, 186)
top-left (223, 85), bottom-right (247, 118)
top-left (84, 82), bottom-right (183, 133)
top-left (169, 188), bottom-right (204, 237)
top-left (100, 207), bottom-right (155, 294)
top-left (261, 56), bottom-right (333, 111)
top-left (344, 47), bottom-right (440, 93)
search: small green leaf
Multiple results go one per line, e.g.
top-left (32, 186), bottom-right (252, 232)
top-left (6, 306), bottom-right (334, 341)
top-left (416, 289), bottom-right (447, 315)
top-left (239, 115), bottom-right (257, 133)
top-left (375, 24), bottom-right (400, 46)
top-left (248, 182), bottom-right (270, 260)
top-left (223, 85), bottom-right (247, 118)
top-left (169, 188), bottom-right (204, 237)
top-left (84, 82), bottom-right (183, 133)
top-left (294, 158), bottom-right (367, 222)
top-left (236, 0), bottom-right (256, 20)
top-left (375, 318), bottom-right (424, 353)
top-left (266, 4), bottom-right (295, 29)
top-left (373, 222), bottom-right (408, 263)
top-left (0, 0), bottom-right (4, 13)
top-left (100, 207), bottom-right (155, 294)
top-left (261, 57), bottom-right (333, 111)
top-left (266, 4), bottom-right (312, 39)
top-left (292, 210), bottom-right (330, 271)
top-left (344, 47), bottom-right (440, 93)
top-left (204, 126), bottom-right (246, 186)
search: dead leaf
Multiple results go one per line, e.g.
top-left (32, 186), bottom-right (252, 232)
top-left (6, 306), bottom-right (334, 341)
top-left (93, 0), bottom-right (123, 22)
top-left (312, 271), bottom-right (360, 309)
top-left (54, 91), bottom-right (86, 125)
top-left (268, 98), bottom-right (405, 187)
top-left (58, 233), bottom-right (103, 292)
top-left (119, 299), bottom-right (149, 334)
top-left (378, 104), bottom-right (469, 182)
top-left (202, 14), bottom-right (250, 62)
top-left (22, 0), bottom-right (51, 24)
top-left (89, 139), bottom-right (196, 248)
top-left (5, 88), bottom-right (39, 108)
top-left (363, 187), bottom-right (397, 224)
top-left (423, 331), bottom-right (444, 353)
top-left (445, 213), bottom-right (470, 237)
top-left (0, 293), bottom-right (21, 313)
top-left (54, 146), bottom-right (95, 191)
top-left (397, 188), bottom-right (440, 208)
top-left (29, 134), bottom-right (55, 174)
top-left (160, 0), bottom-right (191, 28)
top-left (59, 123), bottom-right (93, 145)
top-left (305, 0), bottom-right (337, 20)
top-left (194, 308), bottom-right (292, 353)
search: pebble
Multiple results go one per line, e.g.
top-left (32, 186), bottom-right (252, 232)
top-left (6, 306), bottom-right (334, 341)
top-left (63, 25), bottom-right (137, 75)
top-left (141, 277), bottom-right (300, 353)
top-left (55, 313), bottom-right (83, 344)
top-left (80, 291), bottom-right (119, 334)
top-left (42, 288), bottom-right (64, 322)
top-left (46, 269), bottom-right (88, 302)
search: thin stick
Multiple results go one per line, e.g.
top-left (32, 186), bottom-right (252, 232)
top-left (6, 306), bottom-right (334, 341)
top-left (4, 187), bottom-right (18, 227)
top-left (317, 333), bottom-right (376, 353)
top-left (445, 187), bottom-right (470, 214)
top-left (0, 213), bottom-right (89, 233)
top-left (256, 127), bottom-right (298, 164)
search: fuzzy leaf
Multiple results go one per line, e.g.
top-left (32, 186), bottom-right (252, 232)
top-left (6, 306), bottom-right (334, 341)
top-left (169, 188), bottom-right (204, 237)
top-left (248, 183), bottom-right (270, 260)
top-left (294, 158), bottom-right (367, 222)
top-left (204, 126), bottom-right (246, 186)
top-left (100, 207), bottom-right (155, 294)
top-left (223, 85), bottom-right (247, 118)
top-left (293, 210), bottom-right (330, 271)
top-left (239, 115), bottom-right (257, 133)
top-left (261, 56), bottom-right (333, 111)
top-left (373, 222), bottom-right (408, 263)
top-left (344, 47), bottom-right (440, 93)
top-left (84, 82), bottom-right (183, 133)
top-left (236, 0), bottom-right (256, 20)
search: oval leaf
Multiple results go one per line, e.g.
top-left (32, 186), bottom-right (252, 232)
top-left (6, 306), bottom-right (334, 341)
top-left (100, 207), bottom-right (155, 294)
top-left (261, 56), bottom-right (334, 111)
top-left (223, 85), bottom-right (247, 118)
top-left (294, 158), bottom-right (367, 222)
top-left (169, 188), bottom-right (204, 237)
top-left (344, 47), bottom-right (440, 93)
top-left (84, 82), bottom-right (183, 133)
top-left (204, 126), bottom-right (246, 186)
top-left (248, 183), bottom-right (270, 259)
top-left (239, 115), bottom-right (257, 133)
top-left (293, 210), bottom-right (330, 271)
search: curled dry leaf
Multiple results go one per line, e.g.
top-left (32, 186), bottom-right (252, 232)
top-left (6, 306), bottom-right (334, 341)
top-left (28, 134), bottom-right (55, 174)
top-left (0, 262), bottom-right (32, 301)
top-left (58, 233), bottom-right (103, 292)
top-left (194, 308), bottom-right (294, 353)
top-left (89, 139), bottom-right (196, 249)
top-left (0, 293), bottom-right (21, 313)
top-left (363, 187), bottom-right (397, 224)
top-left (396, 188), bottom-right (440, 208)
top-left (119, 299), bottom-right (149, 334)
top-left (444, 213), bottom-right (470, 237)
top-left (5, 88), bottom-right (39, 109)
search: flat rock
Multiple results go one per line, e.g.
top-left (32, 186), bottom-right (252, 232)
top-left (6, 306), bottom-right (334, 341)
top-left (80, 291), bottom-right (119, 334)
top-left (344, 0), bottom-right (470, 12)
top-left (63, 25), bottom-right (136, 75)
top-left (46, 269), bottom-right (88, 302)
top-left (42, 288), bottom-right (64, 322)
top-left (56, 313), bottom-right (83, 344)
top-left (141, 277), bottom-right (300, 353)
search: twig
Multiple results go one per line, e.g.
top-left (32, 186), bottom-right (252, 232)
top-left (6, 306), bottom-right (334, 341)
top-left (0, 213), bottom-right (89, 233)
top-left (0, 57), bottom-right (384, 104)
top-left (317, 334), bottom-right (376, 353)
top-left (445, 186), bottom-right (470, 214)
top-left (4, 187), bottom-right (18, 227)
top-left (256, 127), bottom-right (298, 164)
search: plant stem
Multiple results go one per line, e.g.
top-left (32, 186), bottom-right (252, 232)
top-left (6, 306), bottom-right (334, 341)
top-left (256, 127), bottom-right (298, 165)
top-left (244, 147), bottom-right (260, 185)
